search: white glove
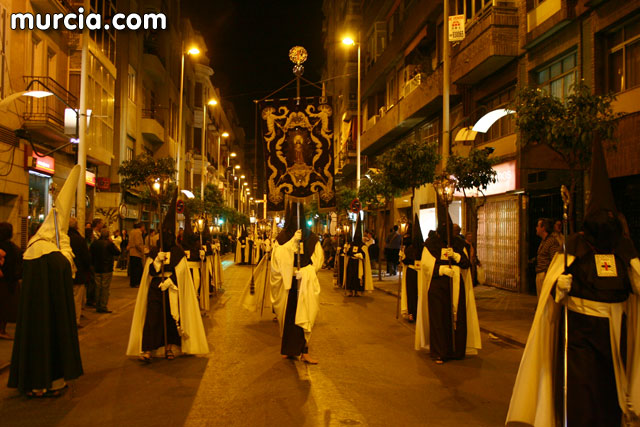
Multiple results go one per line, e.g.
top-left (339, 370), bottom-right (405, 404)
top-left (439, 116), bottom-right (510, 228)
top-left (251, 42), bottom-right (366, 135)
top-left (441, 248), bottom-right (461, 263)
top-left (199, 250), bottom-right (206, 260)
top-left (439, 266), bottom-right (454, 278)
top-left (215, 243), bottom-right (221, 250)
top-left (293, 229), bottom-right (302, 244)
top-left (295, 270), bottom-right (303, 280)
top-left (555, 274), bottom-right (572, 303)
top-left (153, 252), bottom-right (167, 271)
top-left (353, 253), bottom-right (363, 260)
top-left (159, 277), bottom-right (175, 291)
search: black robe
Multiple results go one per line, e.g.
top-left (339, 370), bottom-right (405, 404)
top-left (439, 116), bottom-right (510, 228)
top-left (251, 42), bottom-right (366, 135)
top-left (553, 234), bottom-right (633, 426)
top-left (425, 234), bottom-right (470, 361)
top-left (8, 252), bottom-right (83, 392)
top-left (141, 246), bottom-right (185, 352)
top-left (403, 244), bottom-right (420, 320)
top-left (281, 233), bottom-right (319, 357)
top-left (344, 244), bottom-right (366, 293)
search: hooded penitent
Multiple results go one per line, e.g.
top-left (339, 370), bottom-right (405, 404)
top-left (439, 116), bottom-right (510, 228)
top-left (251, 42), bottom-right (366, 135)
top-left (161, 189), bottom-right (178, 252)
top-left (181, 201), bottom-right (199, 256)
top-left (9, 165), bottom-right (84, 393)
top-left (352, 213), bottom-right (363, 247)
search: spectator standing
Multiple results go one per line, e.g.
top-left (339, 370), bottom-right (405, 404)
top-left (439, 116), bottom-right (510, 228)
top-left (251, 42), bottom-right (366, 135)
top-left (0, 223), bottom-right (22, 340)
top-left (387, 225), bottom-right (403, 275)
top-left (384, 227), bottom-right (394, 274)
top-left (68, 218), bottom-right (91, 324)
top-left (128, 223), bottom-right (145, 288)
top-left (534, 218), bottom-right (561, 296)
top-left (552, 219), bottom-right (564, 247)
top-left (90, 229), bottom-right (120, 313)
top-left (91, 218), bottom-right (103, 241)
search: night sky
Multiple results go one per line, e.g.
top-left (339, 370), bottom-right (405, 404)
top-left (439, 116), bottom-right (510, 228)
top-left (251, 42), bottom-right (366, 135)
top-left (181, 1), bottom-right (325, 139)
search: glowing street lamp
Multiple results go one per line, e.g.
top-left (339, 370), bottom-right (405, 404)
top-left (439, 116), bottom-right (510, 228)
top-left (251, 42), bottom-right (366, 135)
top-left (343, 34), bottom-right (361, 190)
top-left (177, 44), bottom-right (201, 187)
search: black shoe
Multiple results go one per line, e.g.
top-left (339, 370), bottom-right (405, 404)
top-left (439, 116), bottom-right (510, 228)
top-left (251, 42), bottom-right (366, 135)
top-left (86, 301), bottom-right (96, 307)
top-left (96, 309), bottom-right (112, 313)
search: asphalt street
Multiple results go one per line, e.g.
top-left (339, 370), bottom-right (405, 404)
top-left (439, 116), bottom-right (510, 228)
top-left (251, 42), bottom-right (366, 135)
top-left (0, 259), bottom-right (524, 427)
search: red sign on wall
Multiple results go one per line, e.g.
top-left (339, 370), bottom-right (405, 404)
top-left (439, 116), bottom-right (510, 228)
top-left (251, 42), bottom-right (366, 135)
top-left (86, 171), bottom-right (96, 187)
top-left (96, 177), bottom-right (110, 190)
top-left (29, 152), bottom-right (55, 175)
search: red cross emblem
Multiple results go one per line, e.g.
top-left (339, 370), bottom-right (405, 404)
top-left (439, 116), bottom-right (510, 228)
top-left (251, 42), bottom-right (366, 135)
top-left (601, 261), bottom-right (611, 271)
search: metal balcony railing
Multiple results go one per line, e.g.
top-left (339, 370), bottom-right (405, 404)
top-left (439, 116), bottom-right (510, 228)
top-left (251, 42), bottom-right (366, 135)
top-left (22, 76), bottom-right (78, 130)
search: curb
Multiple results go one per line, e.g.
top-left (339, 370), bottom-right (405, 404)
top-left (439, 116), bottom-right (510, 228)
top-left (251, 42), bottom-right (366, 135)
top-left (373, 284), bottom-right (527, 348)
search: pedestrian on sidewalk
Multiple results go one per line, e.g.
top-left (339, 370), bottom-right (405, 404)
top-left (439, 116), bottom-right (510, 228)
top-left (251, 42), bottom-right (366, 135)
top-left (90, 228), bottom-right (121, 313)
top-left (415, 200), bottom-right (481, 364)
top-left (68, 217), bottom-right (91, 324)
top-left (507, 139), bottom-right (640, 426)
top-left (270, 202), bottom-right (322, 364)
top-left (534, 218), bottom-right (560, 297)
top-left (128, 223), bottom-right (145, 288)
top-left (0, 222), bottom-right (22, 339)
top-left (387, 225), bottom-right (402, 276)
top-left (9, 165), bottom-right (83, 398)
top-left (117, 229), bottom-right (129, 271)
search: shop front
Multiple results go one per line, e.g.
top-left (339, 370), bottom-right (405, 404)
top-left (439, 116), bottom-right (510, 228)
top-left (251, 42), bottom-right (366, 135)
top-left (26, 151), bottom-right (55, 239)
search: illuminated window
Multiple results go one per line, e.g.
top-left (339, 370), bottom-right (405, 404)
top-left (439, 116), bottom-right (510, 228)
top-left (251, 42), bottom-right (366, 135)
top-left (607, 16), bottom-right (640, 93)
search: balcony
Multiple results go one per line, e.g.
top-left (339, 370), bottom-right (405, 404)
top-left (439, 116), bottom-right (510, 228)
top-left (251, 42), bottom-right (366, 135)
top-left (141, 108), bottom-right (165, 144)
top-left (30, 0), bottom-right (71, 15)
top-left (22, 76), bottom-right (77, 144)
top-left (143, 34), bottom-right (166, 83)
top-left (338, 139), bottom-right (358, 177)
top-left (361, 67), bottom-right (457, 155)
top-left (450, 4), bottom-right (519, 85)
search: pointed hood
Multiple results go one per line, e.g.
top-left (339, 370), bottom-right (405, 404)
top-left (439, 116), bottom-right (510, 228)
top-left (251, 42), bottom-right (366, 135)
top-left (412, 213), bottom-right (424, 249)
top-left (161, 189), bottom-right (178, 251)
top-left (276, 200), bottom-right (297, 245)
top-left (25, 164), bottom-right (81, 262)
top-left (203, 219), bottom-right (212, 244)
top-left (352, 212), bottom-right (363, 246)
top-left (436, 194), bottom-right (453, 242)
top-left (581, 138), bottom-right (623, 253)
top-left (181, 200), bottom-right (198, 252)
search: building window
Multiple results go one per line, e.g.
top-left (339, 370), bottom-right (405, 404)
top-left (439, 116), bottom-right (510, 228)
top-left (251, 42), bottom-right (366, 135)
top-left (478, 86), bottom-right (516, 143)
top-left (607, 17), bottom-right (640, 93)
top-left (418, 118), bottom-right (440, 145)
top-left (128, 66), bottom-right (136, 102)
top-left (126, 146), bottom-right (134, 162)
top-left (536, 52), bottom-right (577, 102)
top-left (455, 0), bottom-right (492, 22)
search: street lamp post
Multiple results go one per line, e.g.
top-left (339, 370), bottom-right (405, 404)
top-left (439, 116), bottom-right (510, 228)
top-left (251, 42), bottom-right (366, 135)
top-left (343, 35), bottom-right (361, 190)
top-left (177, 45), bottom-right (200, 188)
top-left (201, 99), bottom-right (217, 201)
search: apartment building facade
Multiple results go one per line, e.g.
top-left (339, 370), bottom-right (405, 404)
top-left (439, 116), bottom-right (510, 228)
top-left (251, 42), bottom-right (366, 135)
top-left (323, 0), bottom-right (640, 293)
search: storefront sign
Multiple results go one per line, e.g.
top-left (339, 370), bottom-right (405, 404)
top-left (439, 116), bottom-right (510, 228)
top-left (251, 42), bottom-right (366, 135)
top-left (454, 160), bottom-right (517, 197)
top-left (28, 152), bottom-right (55, 175)
top-left (86, 171), bottom-right (96, 187)
top-left (449, 15), bottom-right (465, 42)
top-left (96, 177), bottom-right (110, 190)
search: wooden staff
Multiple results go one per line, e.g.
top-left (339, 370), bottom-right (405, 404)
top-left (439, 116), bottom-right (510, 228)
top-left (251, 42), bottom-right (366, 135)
top-left (560, 185), bottom-right (571, 427)
top-left (157, 199), bottom-right (169, 358)
top-left (445, 202), bottom-right (456, 355)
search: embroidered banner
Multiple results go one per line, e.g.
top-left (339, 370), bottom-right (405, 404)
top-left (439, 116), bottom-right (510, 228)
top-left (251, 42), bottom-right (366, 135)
top-left (261, 97), bottom-right (335, 211)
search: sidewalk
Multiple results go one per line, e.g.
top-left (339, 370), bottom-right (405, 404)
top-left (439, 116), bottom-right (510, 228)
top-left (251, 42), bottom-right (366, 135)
top-left (0, 254), bottom-right (236, 374)
top-left (371, 271), bottom-right (537, 347)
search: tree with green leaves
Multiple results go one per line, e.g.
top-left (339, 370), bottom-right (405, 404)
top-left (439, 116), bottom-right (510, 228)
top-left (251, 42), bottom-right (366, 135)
top-left (118, 155), bottom-right (177, 219)
top-left (378, 138), bottom-right (440, 214)
top-left (511, 81), bottom-right (620, 230)
top-left (445, 147), bottom-right (498, 234)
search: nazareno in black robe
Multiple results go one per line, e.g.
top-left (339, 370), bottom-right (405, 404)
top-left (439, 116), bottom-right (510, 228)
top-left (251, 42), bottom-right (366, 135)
top-left (425, 232), bottom-right (470, 361)
top-left (403, 243), bottom-right (420, 321)
top-left (8, 252), bottom-right (83, 393)
top-left (344, 244), bottom-right (366, 293)
top-left (552, 233), bottom-right (634, 426)
top-left (280, 232), bottom-right (319, 357)
top-left (141, 245), bottom-right (185, 352)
